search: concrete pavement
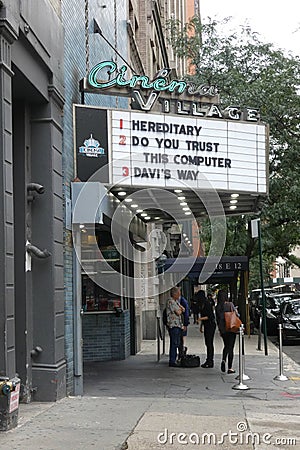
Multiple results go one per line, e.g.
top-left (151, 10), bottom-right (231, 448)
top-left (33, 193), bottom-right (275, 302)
top-left (1, 325), bottom-right (300, 450)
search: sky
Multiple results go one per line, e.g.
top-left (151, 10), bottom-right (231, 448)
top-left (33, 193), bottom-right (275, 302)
top-left (200, 0), bottom-right (300, 56)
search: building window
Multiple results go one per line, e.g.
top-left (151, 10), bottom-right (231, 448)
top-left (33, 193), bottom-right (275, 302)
top-left (81, 229), bottom-right (127, 313)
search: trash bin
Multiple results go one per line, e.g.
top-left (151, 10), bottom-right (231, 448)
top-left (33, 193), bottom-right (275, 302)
top-left (0, 376), bottom-right (21, 431)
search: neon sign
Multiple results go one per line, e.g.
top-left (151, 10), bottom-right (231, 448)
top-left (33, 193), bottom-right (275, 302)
top-left (85, 61), bottom-right (260, 121)
top-left (87, 61), bottom-right (217, 97)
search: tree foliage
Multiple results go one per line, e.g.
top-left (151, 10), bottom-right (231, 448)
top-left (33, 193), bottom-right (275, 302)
top-left (167, 16), bottom-right (300, 286)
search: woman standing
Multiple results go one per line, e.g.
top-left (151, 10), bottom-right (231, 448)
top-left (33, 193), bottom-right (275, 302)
top-left (215, 290), bottom-right (237, 374)
top-left (197, 290), bottom-right (216, 368)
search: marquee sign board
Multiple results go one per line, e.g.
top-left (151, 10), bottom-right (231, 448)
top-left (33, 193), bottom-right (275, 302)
top-left (111, 110), bottom-right (267, 193)
top-left (74, 105), bottom-right (268, 196)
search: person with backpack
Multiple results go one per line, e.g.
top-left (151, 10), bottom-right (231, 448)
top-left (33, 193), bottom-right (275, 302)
top-left (191, 291), bottom-right (201, 324)
top-left (166, 286), bottom-right (185, 367)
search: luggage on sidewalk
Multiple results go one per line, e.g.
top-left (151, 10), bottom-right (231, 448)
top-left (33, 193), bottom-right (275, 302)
top-left (180, 354), bottom-right (200, 368)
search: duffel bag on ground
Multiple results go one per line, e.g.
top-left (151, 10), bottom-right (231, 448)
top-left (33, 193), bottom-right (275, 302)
top-left (180, 354), bottom-right (200, 368)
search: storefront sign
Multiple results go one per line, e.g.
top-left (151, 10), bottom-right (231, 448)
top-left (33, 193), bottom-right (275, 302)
top-left (74, 106), bottom-right (109, 182)
top-left (84, 61), bottom-right (260, 121)
top-left (88, 61), bottom-right (216, 96)
top-left (74, 105), bottom-right (268, 195)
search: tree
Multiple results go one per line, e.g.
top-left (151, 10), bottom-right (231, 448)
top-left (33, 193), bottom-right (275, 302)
top-left (167, 16), bottom-right (300, 285)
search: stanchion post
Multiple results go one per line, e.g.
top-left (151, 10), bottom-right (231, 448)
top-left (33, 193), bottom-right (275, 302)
top-left (233, 325), bottom-right (250, 390)
top-left (274, 323), bottom-right (289, 381)
top-left (257, 315), bottom-right (262, 351)
top-left (236, 324), bottom-right (251, 381)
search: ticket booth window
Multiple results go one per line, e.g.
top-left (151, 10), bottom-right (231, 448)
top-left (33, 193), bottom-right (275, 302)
top-left (81, 229), bottom-right (124, 312)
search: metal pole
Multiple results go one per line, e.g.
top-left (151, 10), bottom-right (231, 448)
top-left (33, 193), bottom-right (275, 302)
top-left (157, 317), bottom-right (160, 362)
top-left (274, 324), bottom-right (288, 381)
top-left (233, 325), bottom-right (249, 390)
top-left (236, 325), bottom-right (251, 381)
top-left (258, 219), bottom-right (268, 355)
top-left (73, 227), bottom-right (83, 396)
top-left (257, 315), bottom-right (262, 351)
top-left (162, 325), bottom-right (166, 355)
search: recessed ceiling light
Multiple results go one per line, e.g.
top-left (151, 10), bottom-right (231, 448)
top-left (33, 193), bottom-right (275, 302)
top-left (174, 189), bottom-right (182, 193)
top-left (178, 196), bottom-right (185, 200)
top-left (185, 211), bottom-right (192, 215)
top-left (182, 207), bottom-right (190, 211)
top-left (229, 205), bottom-right (237, 210)
top-left (154, 217), bottom-right (160, 220)
top-left (136, 209), bottom-right (143, 213)
top-left (185, 237), bottom-right (189, 241)
top-left (118, 191), bottom-right (127, 197)
top-left (125, 198), bottom-right (132, 203)
top-left (231, 193), bottom-right (239, 198)
top-left (183, 233), bottom-right (187, 237)
top-left (141, 213), bottom-right (147, 217)
top-left (180, 202), bottom-right (187, 206)
top-left (131, 204), bottom-right (138, 208)
top-left (230, 200), bottom-right (238, 204)
top-left (144, 216), bottom-right (151, 220)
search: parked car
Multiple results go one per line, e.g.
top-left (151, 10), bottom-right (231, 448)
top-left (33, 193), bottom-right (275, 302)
top-left (278, 299), bottom-right (300, 343)
top-left (253, 292), bottom-right (300, 335)
top-left (249, 288), bottom-right (276, 325)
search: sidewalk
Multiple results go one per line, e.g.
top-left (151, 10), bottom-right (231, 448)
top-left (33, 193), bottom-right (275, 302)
top-left (1, 326), bottom-right (300, 450)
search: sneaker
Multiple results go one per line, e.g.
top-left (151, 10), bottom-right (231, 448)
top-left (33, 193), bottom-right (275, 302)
top-left (201, 362), bottom-right (214, 368)
top-left (169, 362), bottom-right (180, 367)
top-left (221, 360), bottom-right (226, 373)
top-left (227, 369), bottom-right (236, 374)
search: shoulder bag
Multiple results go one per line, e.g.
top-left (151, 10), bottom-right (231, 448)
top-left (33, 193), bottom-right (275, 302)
top-left (224, 303), bottom-right (242, 333)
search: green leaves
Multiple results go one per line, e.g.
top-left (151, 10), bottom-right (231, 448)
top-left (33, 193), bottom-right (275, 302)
top-left (167, 16), bottom-right (300, 285)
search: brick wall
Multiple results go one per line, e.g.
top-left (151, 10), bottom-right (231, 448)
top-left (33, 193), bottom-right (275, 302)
top-left (82, 311), bottom-right (131, 361)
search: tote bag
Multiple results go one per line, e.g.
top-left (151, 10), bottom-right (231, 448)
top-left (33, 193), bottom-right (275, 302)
top-left (224, 303), bottom-right (242, 333)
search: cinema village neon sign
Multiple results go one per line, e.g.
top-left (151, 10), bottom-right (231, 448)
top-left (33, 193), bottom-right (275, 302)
top-left (86, 60), bottom-right (260, 122)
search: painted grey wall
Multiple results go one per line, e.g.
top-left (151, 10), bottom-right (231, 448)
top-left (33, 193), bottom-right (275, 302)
top-left (0, 0), bottom-right (65, 404)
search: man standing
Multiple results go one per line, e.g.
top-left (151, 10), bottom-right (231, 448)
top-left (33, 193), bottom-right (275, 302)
top-left (179, 295), bottom-right (190, 358)
top-left (166, 287), bottom-right (185, 367)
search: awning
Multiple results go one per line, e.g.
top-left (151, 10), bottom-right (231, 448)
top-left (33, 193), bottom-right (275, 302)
top-left (163, 256), bottom-right (249, 284)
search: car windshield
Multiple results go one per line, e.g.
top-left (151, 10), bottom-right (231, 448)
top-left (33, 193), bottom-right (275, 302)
top-left (285, 301), bottom-right (300, 315)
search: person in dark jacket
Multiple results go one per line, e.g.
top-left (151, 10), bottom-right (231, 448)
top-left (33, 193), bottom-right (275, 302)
top-left (178, 295), bottom-right (189, 358)
top-left (197, 290), bottom-right (216, 368)
top-left (191, 292), bottom-right (201, 324)
top-left (215, 290), bottom-right (238, 374)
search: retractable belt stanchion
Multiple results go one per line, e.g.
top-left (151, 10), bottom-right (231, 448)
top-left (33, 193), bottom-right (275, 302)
top-left (233, 324), bottom-right (250, 390)
top-left (274, 323), bottom-right (289, 381)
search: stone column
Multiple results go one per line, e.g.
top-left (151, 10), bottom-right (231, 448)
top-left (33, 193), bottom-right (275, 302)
top-left (30, 86), bottom-right (66, 402)
top-left (0, 20), bottom-right (19, 431)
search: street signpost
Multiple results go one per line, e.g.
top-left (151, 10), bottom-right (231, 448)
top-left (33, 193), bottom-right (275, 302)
top-left (251, 218), bottom-right (268, 356)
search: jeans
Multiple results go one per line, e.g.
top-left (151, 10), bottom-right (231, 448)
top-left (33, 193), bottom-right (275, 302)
top-left (169, 327), bottom-right (182, 364)
top-left (203, 323), bottom-right (216, 364)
